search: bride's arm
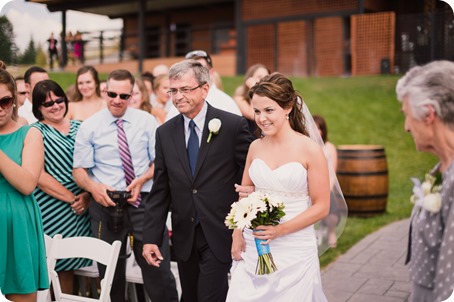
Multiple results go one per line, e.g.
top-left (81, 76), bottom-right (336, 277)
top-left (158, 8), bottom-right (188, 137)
top-left (254, 141), bottom-right (330, 243)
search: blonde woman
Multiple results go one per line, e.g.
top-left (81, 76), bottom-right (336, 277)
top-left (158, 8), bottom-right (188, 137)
top-left (151, 74), bottom-right (172, 115)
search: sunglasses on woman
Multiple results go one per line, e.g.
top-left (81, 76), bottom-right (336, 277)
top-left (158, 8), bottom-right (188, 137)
top-left (42, 97), bottom-right (65, 108)
top-left (0, 96), bottom-right (14, 110)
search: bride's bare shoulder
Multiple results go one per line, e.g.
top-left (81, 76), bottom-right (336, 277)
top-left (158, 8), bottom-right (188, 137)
top-left (295, 134), bottom-right (323, 153)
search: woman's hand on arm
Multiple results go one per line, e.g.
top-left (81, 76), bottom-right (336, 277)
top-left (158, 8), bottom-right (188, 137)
top-left (234, 183), bottom-right (255, 199)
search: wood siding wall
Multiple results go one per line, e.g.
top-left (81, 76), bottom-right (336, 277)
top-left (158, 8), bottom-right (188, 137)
top-left (351, 12), bottom-right (395, 75)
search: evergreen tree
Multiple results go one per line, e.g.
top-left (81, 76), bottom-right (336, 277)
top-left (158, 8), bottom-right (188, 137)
top-left (35, 43), bottom-right (47, 67)
top-left (0, 16), bottom-right (17, 64)
top-left (19, 37), bottom-right (37, 65)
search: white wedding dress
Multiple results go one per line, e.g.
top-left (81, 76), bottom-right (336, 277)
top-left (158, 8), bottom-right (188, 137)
top-left (227, 158), bottom-right (327, 302)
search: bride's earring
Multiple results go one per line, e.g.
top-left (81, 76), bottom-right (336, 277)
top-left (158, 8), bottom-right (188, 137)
top-left (285, 114), bottom-right (289, 120)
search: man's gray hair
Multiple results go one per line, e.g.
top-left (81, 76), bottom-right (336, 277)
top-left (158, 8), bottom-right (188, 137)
top-left (169, 59), bottom-right (211, 86)
top-left (396, 60), bottom-right (454, 128)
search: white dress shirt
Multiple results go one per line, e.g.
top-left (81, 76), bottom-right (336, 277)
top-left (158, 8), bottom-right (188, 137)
top-left (18, 98), bottom-right (38, 124)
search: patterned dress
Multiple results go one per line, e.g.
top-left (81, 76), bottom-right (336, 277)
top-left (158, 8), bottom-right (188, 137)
top-left (0, 126), bottom-right (49, 294)
top-left (408, 161), bottom-right (454, 301)
top-left (32, 120), bottom-right (91, 272)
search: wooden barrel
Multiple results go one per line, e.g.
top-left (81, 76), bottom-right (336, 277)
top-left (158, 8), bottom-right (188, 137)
top-left (336, 145), bottom-right (389, 216)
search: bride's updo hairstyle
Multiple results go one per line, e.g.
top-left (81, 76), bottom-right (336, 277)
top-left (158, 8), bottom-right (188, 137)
top-left (0, 60), bottom-right (19, 121)
top-left (249, 72), bottom-right (308, 136)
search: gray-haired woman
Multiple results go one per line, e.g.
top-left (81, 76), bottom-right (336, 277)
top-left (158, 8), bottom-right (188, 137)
top-left (396, 60), bottom-right (454, 302)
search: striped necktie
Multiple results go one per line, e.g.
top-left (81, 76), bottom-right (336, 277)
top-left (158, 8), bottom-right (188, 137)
top-left (116, 119), bottom-right (140, 205)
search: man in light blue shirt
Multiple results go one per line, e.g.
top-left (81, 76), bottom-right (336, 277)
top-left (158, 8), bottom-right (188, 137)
top-left (73, 69), bottom-right (178, 302)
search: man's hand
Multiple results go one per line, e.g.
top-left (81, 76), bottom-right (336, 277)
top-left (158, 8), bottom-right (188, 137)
top-left (90, 182), bottom-right (116, 207)
top-left (143, 244), bottom-right (163, 267)
top-left (126, 177), bottom-right (146, 206)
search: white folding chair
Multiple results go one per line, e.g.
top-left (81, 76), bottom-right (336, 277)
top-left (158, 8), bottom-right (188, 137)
top-left (74, 261), bottom-right (100, 298)
top-left (47, 236), bottom-right (121, 302)
top-left (37, 234), bottom-right (58, 302)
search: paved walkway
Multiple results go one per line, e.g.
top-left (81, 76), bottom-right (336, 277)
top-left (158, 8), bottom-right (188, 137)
top-left (321, 218), bottom-right (411, 302)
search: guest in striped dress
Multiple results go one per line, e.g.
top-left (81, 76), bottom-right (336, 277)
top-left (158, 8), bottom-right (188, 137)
top-left (31, 79), bottom-right (92, 294)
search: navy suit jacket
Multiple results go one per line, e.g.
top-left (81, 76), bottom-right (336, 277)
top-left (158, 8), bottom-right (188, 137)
top-left (143, 104), bottom-right (254, 262)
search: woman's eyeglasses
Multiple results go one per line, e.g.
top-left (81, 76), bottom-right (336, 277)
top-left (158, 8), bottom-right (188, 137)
top-left (0, 96), bottom-right (14, 110)
top-left (42, 97), bottom-right (65, 108)
top-left (106, 91), bottom-right (131, 100)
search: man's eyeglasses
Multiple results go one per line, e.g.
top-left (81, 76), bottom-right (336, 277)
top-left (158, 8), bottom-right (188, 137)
top-left (0, 96), bottom-right (14, 110)
top-left (106, 91), bottom-right (131, 100)
top-left (167, 83), bottom-right (206, 96)
top-left (42, 97), bottom-right (65, 108)
top-left (185, 50), bottom-right (212, 67)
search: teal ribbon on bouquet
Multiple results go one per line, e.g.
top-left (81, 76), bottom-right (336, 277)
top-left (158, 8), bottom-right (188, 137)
top-left (253, 230), bottom-right (278, 275)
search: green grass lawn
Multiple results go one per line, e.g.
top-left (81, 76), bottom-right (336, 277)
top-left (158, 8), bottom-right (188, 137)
top-left (52, 72), bottom-right (437, 268)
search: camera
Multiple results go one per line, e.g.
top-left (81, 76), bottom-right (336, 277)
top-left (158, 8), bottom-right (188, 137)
top-left (107, 190), bottom-right (131, 202)
top-left (106, 190), bottom-right (131, 232)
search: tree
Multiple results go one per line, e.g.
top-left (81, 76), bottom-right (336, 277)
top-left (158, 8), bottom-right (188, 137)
top-left (19, 37), bottom-right (37, 65)
top-left (35, 43), bottom-right (47, 67)
top-left (0, 16), bottom-right (17, 64)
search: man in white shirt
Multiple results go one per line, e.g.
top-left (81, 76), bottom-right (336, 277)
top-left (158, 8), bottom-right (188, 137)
top-left (19, 66), bottom-right (49, 124)
top-left (166, 50), bottom-right (241, 121)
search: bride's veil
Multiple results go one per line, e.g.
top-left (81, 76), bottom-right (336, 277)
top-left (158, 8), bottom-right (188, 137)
top-left (301, 99), bottom-right (348, 256)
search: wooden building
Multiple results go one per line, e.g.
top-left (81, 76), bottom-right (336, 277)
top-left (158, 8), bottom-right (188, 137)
top-left (28, 0), bottom-right (453, 76)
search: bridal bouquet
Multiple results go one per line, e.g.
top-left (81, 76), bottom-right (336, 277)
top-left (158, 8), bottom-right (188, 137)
top-left (410, 170), bottom-right (443, 213)
top-left (225, 191), bottom-right (285, 275)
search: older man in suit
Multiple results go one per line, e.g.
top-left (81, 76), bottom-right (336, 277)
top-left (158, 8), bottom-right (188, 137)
top-left (142, 60), bottom-right (254, 302)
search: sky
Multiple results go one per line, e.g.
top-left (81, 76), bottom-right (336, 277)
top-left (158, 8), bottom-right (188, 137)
top-left (0, 0), bottom-right (123, 52)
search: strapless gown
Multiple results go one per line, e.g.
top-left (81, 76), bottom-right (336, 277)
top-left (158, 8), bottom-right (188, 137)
top-left (226, 158), bottom-right (327, 302)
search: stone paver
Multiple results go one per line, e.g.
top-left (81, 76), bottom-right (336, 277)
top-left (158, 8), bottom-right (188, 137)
top-left (322, 219), bottom-right (411, 302)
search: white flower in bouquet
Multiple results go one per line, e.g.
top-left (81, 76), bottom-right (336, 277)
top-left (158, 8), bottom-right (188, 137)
top-left (233, 198), bottom-right (256, 229)
top-left (225, 192), bottom-right (285, 274)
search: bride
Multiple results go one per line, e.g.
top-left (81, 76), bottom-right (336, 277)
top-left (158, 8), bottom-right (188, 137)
top-left (228, 73), bottom-right (330, 301)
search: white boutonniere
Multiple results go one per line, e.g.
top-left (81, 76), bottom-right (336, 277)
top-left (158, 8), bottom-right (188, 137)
top-left (207, 118), bottom-right (221, 143)
top-left (410, 170), bottom-right (443, 214)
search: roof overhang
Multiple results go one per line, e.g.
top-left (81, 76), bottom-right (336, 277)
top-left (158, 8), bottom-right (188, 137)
top-left (27, 0), bottom-right (233, 19)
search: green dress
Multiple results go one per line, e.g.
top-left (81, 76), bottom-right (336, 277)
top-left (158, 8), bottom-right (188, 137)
top-left (0, 126), bottom-right (49, 295)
